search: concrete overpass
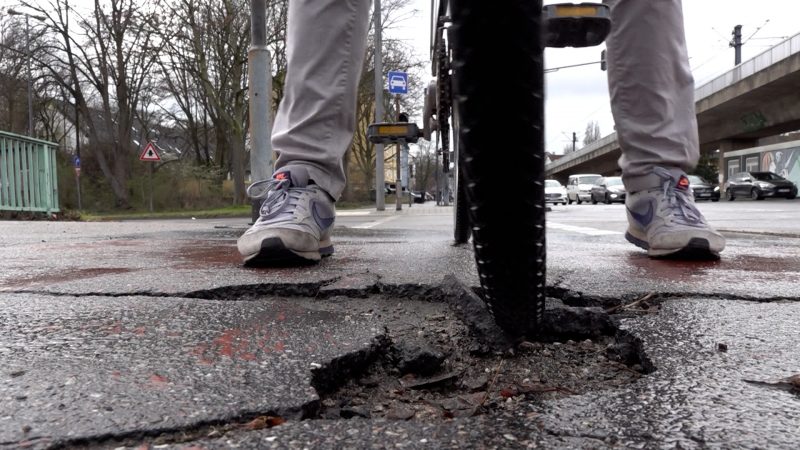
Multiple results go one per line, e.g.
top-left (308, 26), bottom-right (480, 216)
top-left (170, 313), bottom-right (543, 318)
top-left (546, 31), bottom-right (800, 182)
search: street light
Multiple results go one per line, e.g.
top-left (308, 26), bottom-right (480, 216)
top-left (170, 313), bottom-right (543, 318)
top-left (7, 8), bottom-right (46, 136)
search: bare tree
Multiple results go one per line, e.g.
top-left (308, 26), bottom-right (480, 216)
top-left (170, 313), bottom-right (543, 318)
top-left (158, 0), bottom-right (252, 204)
top-left (0, 19), bottom-right (29, 133)
top-left (345, 0), bottom-right (426, 200)
top-left (412, 140), bottom-right (436, 193)
top-left (156, 0), bottom-right (288, 175)
top-left (27, 0), bottom-right (164, 208)
top-left (0, 13), bottom-right (50, 136)
top-left (583, 120), bottom-right (601, 146)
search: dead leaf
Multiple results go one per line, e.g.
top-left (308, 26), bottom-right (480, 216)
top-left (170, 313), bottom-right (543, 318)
top-left (499, 388), bottom-right (517, 398)
top-left (243, 416), bottom-right (286, 430)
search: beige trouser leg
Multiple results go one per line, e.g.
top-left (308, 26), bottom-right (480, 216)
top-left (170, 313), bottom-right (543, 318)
top-left (271, 0), bottom-right (371, 200)
top-left (604, 0), bottom-right (699, 192)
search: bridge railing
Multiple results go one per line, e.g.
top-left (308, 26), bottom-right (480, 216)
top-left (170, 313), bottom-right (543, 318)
top-left (545, 132), bottom-right (618, 173)
top-left (696, 31), bottom-right (800, 101)
top-left (0, 131), bottom-right (60, 214)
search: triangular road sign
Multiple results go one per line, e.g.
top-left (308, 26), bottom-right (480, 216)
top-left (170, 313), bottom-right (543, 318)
top-left (139, 142), bottom-right (161, 161)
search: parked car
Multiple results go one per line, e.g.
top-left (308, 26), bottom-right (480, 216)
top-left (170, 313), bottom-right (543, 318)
top-left (545, 179), bottom-right (567, 205)
top-left (687, 175), bottom-right (720, 201)
top-left (567, 173), bottom-right (602, 204)
top-left (725, 171), bottom-right (798, 201)
top-left (589, 176), bottom-right (626, 204)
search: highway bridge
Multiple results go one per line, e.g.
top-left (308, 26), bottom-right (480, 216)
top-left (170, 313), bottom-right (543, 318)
top-left (546, 31), bottom-right (800, 184)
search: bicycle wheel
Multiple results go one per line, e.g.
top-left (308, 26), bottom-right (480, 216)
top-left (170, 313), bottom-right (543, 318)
top-left (449, 0), bottom-right (546, 338)
top-left (452, 108), bottom-right (471, 244)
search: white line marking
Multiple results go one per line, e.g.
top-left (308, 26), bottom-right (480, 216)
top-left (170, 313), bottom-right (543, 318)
top-left (547, 221), bottom-right (622, 236)
top-left (337, 210), bottom-right (373, 216)
top-left (352, 215), bottom-right (401, 229)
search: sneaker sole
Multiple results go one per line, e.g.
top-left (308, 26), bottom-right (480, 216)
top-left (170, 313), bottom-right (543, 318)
top-left (625, 232), bottom-right (720, 261)
top-left (243, 237), bottom-right (334, 267)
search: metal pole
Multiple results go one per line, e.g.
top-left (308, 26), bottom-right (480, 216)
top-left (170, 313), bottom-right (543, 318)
top-left (75, 98), bottom-right (82, 210)
top-left (731, 25), bottom-right (743, 65)
top-left (249, 0), bottom-right (273, 223)
top-left (373, 0), bottom-right (385, 211)
top-left (434, 144), bottom-right (440, 204)
top-left (25, 15), bottom-right (33, 136)
top-left (395, 95), bottom-right (402, 211)
top-left (148, 163), bottom-right (154, 213)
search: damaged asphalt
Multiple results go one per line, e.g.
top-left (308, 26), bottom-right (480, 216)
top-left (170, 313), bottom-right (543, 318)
top-left (1, 209), bottom-right (799, 449)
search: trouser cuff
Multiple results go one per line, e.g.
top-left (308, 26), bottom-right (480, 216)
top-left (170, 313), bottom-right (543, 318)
top-left (623, 167), bottom-right (686, 193)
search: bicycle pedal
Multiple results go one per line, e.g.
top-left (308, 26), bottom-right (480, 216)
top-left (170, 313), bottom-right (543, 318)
top-left (367, 122), bottom-right (422, 144)
top-left (544, 3), bottom-right (611, 48)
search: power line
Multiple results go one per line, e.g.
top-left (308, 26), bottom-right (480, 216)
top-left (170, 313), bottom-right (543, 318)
top-left (742, 19), bottom-right (770, 45)
top-left (545, 60), bottom-right (602, 73)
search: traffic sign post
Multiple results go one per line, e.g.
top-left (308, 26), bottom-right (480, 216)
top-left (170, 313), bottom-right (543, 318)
top-left (387, 71), bottom-right (408, 95)
top-left (139, 142), bottom-right (161, 212)
top-left (139, 142), bottom-right (161, 161)
top-left (73, 156), bottom-right (82, 210)
top-left (387, 71), bottom-right (408, 211)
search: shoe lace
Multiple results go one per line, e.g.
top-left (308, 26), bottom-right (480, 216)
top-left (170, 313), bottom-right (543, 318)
top-left (654, 167), bottom-right (703, 226)
top-left (247, 178), bottom-right (311, 221)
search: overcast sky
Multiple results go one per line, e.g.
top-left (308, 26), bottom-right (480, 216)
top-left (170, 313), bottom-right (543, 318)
top-left (15, 0), bottom-right (798, 156)
top-left (388, 0), bottom-right (800, 154)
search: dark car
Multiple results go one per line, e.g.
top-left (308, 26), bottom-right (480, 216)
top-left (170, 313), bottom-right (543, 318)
top-left (590, 176), bottom-right (626, 204)
top-left (687, 175), bottom-right (720, 202)
top-left (725, 171), bottom-right (798, 201)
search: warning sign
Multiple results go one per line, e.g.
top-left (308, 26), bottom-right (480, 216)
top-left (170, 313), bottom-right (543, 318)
top-left (139, 142), bottom-right (161, 161)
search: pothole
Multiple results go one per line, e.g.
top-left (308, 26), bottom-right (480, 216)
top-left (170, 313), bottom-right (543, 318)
top-left (308, 280), bottom-right (653, 423)
top-left (62, 280), bottom-right (654, 449)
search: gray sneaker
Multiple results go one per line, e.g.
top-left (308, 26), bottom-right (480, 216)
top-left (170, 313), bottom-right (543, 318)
top-left (237, 168), bottom-right (335, 265)
top-left (625, 167), bottom-right (725, 259)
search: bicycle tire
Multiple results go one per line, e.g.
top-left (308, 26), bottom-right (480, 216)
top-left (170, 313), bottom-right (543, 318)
top-left (449, 0), bottom-right (546, 338)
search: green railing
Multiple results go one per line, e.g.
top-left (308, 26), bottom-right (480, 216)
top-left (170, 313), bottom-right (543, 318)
top-left (0, 131), bottom-right (60, 214)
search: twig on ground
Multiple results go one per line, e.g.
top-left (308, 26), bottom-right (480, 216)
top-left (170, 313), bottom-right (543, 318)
top-left (605, 292), bottom-right (655, 313)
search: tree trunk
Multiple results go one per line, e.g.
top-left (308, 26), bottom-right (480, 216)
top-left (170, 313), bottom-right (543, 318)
top-left (230, 131), bottom-right (246, 204)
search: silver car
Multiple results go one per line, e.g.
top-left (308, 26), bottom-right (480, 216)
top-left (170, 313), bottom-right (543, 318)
top-left (545, 179), bottom-right (567, 205)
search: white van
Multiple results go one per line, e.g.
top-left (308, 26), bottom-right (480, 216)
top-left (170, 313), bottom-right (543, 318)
top-left (567, 174), bottom-right (602, 204)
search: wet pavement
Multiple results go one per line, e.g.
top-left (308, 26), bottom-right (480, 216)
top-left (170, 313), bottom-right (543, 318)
top-left (1, 204), bottom-right (799, 448)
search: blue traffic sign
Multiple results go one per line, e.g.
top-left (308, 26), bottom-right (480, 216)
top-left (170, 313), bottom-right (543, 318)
top-left (388, 71), bottom-right (408, 95)
top-left (73, 157), bottom-right (81, 168)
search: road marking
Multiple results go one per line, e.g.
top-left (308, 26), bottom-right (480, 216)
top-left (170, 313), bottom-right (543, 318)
top-left (337, 210), bottom-right (373, 216)
top-left (352, 215), bottom-right (401, 229)
top-left (547, 221), bottom-right (622, 236)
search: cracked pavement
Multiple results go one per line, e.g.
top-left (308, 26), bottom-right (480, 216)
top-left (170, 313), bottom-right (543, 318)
top-left (1, 206), bottom-right (799, 449)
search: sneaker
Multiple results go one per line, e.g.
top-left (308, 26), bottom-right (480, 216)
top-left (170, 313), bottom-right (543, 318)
top-left (237, 168), bottom-right (335, 265)
top-left (625, 167), bottom-right (725, 259)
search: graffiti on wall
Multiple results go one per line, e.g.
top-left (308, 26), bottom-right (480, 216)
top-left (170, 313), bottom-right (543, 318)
top-left (761, 148), bottom-right (800, 185)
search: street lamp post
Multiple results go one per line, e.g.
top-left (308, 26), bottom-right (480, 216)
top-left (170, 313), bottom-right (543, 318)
top-left (7, 9), bottom-right (46, 137)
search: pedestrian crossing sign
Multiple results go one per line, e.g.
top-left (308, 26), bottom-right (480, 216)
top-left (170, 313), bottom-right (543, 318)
top-left (139, 142), bottom-right (161, 161)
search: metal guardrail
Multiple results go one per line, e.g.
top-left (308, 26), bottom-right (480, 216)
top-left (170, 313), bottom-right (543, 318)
top-left (695, 31), bottom-right (800, 101)
top-left (0, 131), bottom-right (60, 214)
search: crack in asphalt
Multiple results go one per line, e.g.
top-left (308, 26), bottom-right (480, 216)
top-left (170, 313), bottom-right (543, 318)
top-left (38, 407), bottom-right (310, 450)
top-left (3, 281), bottom-right (799, 306)
top-left (39, 338), bottom-right (396, 450)
top-left (2, 280), bottom-right (793, 449)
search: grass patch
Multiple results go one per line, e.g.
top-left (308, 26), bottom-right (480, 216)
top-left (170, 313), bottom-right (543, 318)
top-left (77, 200), bottom-right (380, 221)
top-left (79, 205), bottom-right (252, 221)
